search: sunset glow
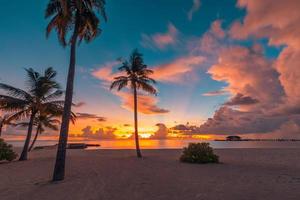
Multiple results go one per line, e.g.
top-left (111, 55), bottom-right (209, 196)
top-left (1, 0), bottom-right (300, 141)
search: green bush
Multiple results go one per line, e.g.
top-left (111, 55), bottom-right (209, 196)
top-left (180, 143), bottom-right (219, 164)
top-left (0, 138), bottom-right (17, 162)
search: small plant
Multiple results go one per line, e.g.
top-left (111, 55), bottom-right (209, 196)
top-left (180, 143), bottom-right (219, 164)
top-left (0, 138), bottom-right (17, 162)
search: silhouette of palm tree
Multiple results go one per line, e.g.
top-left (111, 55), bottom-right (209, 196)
top-left (45, 0), bottom-right (107, 181)
top-left (111, 49), bottom-right (157, 158)
top-left (0, 67), bottom-right (64, 161)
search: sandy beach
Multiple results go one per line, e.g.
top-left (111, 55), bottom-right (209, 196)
top-left (1, 148), bottom-right (300, 200)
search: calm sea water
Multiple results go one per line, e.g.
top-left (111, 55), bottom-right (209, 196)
top-left (4, 137), bottom-right (300, 149)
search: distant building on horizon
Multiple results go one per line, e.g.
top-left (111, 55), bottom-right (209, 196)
top-left (226, 135), bottom-right (242, 141)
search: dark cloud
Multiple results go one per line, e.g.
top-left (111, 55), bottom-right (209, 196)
top-left (81, 126), bottom-right (116, 139)
top-left (198, 106), bottom-right (300, 135)
top-left (225, 93), bottom-right (259, 106)
top-left (76, 113), bottom-right (106, 122)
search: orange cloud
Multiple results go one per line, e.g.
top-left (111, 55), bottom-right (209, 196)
top-left (229, 0), bottom-right (300, 112)
top-left (208, 45), bottom-right (284, 112)
top-left (141, 23), bottom-right (179, 49)
top-left (152, 55), bottom-right (205, 83)
top-left (115, 91), bottom-right (169, 114)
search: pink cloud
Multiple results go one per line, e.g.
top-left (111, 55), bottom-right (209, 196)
top-left (208, 45), bottom-right (284, 112)
top-left (199, 0), bottom-right (300, 136)
top-left (91, 61), bottom-right (119, 82)
top-left (152, 55), bottom-right (205, 83)
top-left (229, 0), bottom-right (300, 113)
top-left (141, 23), bottom-right (179, 49)
top-left (188, 20), bottom-right (227, 54)
top-left (114, 91), bottom-right (169, 115)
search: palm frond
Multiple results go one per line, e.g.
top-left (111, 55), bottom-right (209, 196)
top-left (110, 79), bottom-right (128, 91)
top-left (0, 95), bottom-right (29, 112)
top-left (136, 81), bottom-right (157, 95)
top-left (0, 83), bottom-right (31, 100)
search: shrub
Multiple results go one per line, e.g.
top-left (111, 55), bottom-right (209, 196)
top-left (180, 142), bottom-right (219, 164)
top-left (0, 138), bottom-right (17, 162)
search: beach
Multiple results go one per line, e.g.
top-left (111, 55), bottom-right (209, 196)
top-left (1, 148), bottom-right (300, 200)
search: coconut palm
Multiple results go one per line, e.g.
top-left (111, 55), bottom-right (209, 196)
top-left (45, 0), bottom-right (107, 181)
top-left (17, 111), bottom-right (76, 152)
top-left (17, 114), bottom-right (60, 152)
top-left (0, 114), bottom-right (15, 137)
top-left (110, 49), bottom-right (157, 158)
top-left (0, 67), bottom-right (64, 161)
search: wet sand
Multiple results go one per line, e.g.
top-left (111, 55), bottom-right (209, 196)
top-left (1, 148), bottom-right (300, 200)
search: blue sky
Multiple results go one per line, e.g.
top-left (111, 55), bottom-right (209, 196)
top-left (1, 0), bottom-right (290, 136)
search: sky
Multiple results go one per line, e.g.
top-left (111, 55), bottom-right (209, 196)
top-left (0, 0), bottom-right (300, 139)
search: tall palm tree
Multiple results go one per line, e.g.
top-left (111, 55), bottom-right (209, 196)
top-left (0, 67), bottom-right (64, 161)
top-left (0, 114), bottom-right (15, 137)
top-left (45, 0), bottom-right (107, 181)
top-left (110, 49), bottom-right (157, 158)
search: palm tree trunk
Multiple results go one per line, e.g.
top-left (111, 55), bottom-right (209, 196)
top-left (133, 84), bottom-right (142, 158)
top-left (19, 112), bottom-right (36, 161)
top-left (0, 123), bottom-right (3, 137)
top-left (28, 125), bottom-right (40, 152)
top-left (52, 16), bottom-right (79, 182)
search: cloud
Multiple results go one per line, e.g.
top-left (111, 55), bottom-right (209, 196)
top-left (224, 93), bottom-right (259, 106)
top-left (115, 91), bottom-right (169, 114)
top-left (198, 106), bottom-right (297, 135)
top-left (229, 0), bottom-right (300, 110)
top-left (91, 61), bottom-right (120, 84)
top-left (188, 0), bottom-right (201, 21)
top-left (150, 123), bottom-right (168, 139)
top-left (81, 126), bottom-right (116, 139)
top-left (92, 54), bottom-right (205, 114)
top-left (208, 45), bottom-right (284, 112)
top-left (141, 23), bottom-right (179, 50)
top-left (266, 120), bottom-right (300, 139)
top-left (198, 0), bottom-right (300, 136)
top-left (202, 89), bottom-right (228, 96)
top-left (188, 20), bottom-right (227, 55)
top-left (151, 55), bottom-right (205, 83)
top-left (76, 113), bottom-right (106, 122)
top-left (198, 45), bottom-right (289, 134)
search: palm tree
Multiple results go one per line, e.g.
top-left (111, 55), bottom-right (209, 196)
top-left (17, 114), bottom-right (60, 152)
top-left (45, 0), bottom-right (107, 181)
top-left (110, 49), bottom-right (157, 158)
top-left (0, 67), bottom-right (64, 161)
top-left (17, 111), bottom-right (76, 152)
top-left (0, 114), bottom-right (15, 137)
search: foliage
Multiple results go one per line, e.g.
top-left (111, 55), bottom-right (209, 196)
top-left (45, 0), bottom-right (107, 46)
top-left (110, 49), bottom-right (157, 95)
top-left (180, 143), bottom-right (219, 164)
top-left (0, 67), bottom-right (64, 121)
top-left (0, 139), bottom-right (17, 162)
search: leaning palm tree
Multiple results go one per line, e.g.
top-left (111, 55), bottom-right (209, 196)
top-left (0, 67), bottom-right (64, 161)
top-left (110, 49), bottom-right (157, 158)
top-left (45, 0), bottom-right (107, 181)
top-left (17, 111), bottom-right (76, 152)
top-left (0, 114), bottom-right (15, 137)
top-left (17, 114), bottom-right (60, 152)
